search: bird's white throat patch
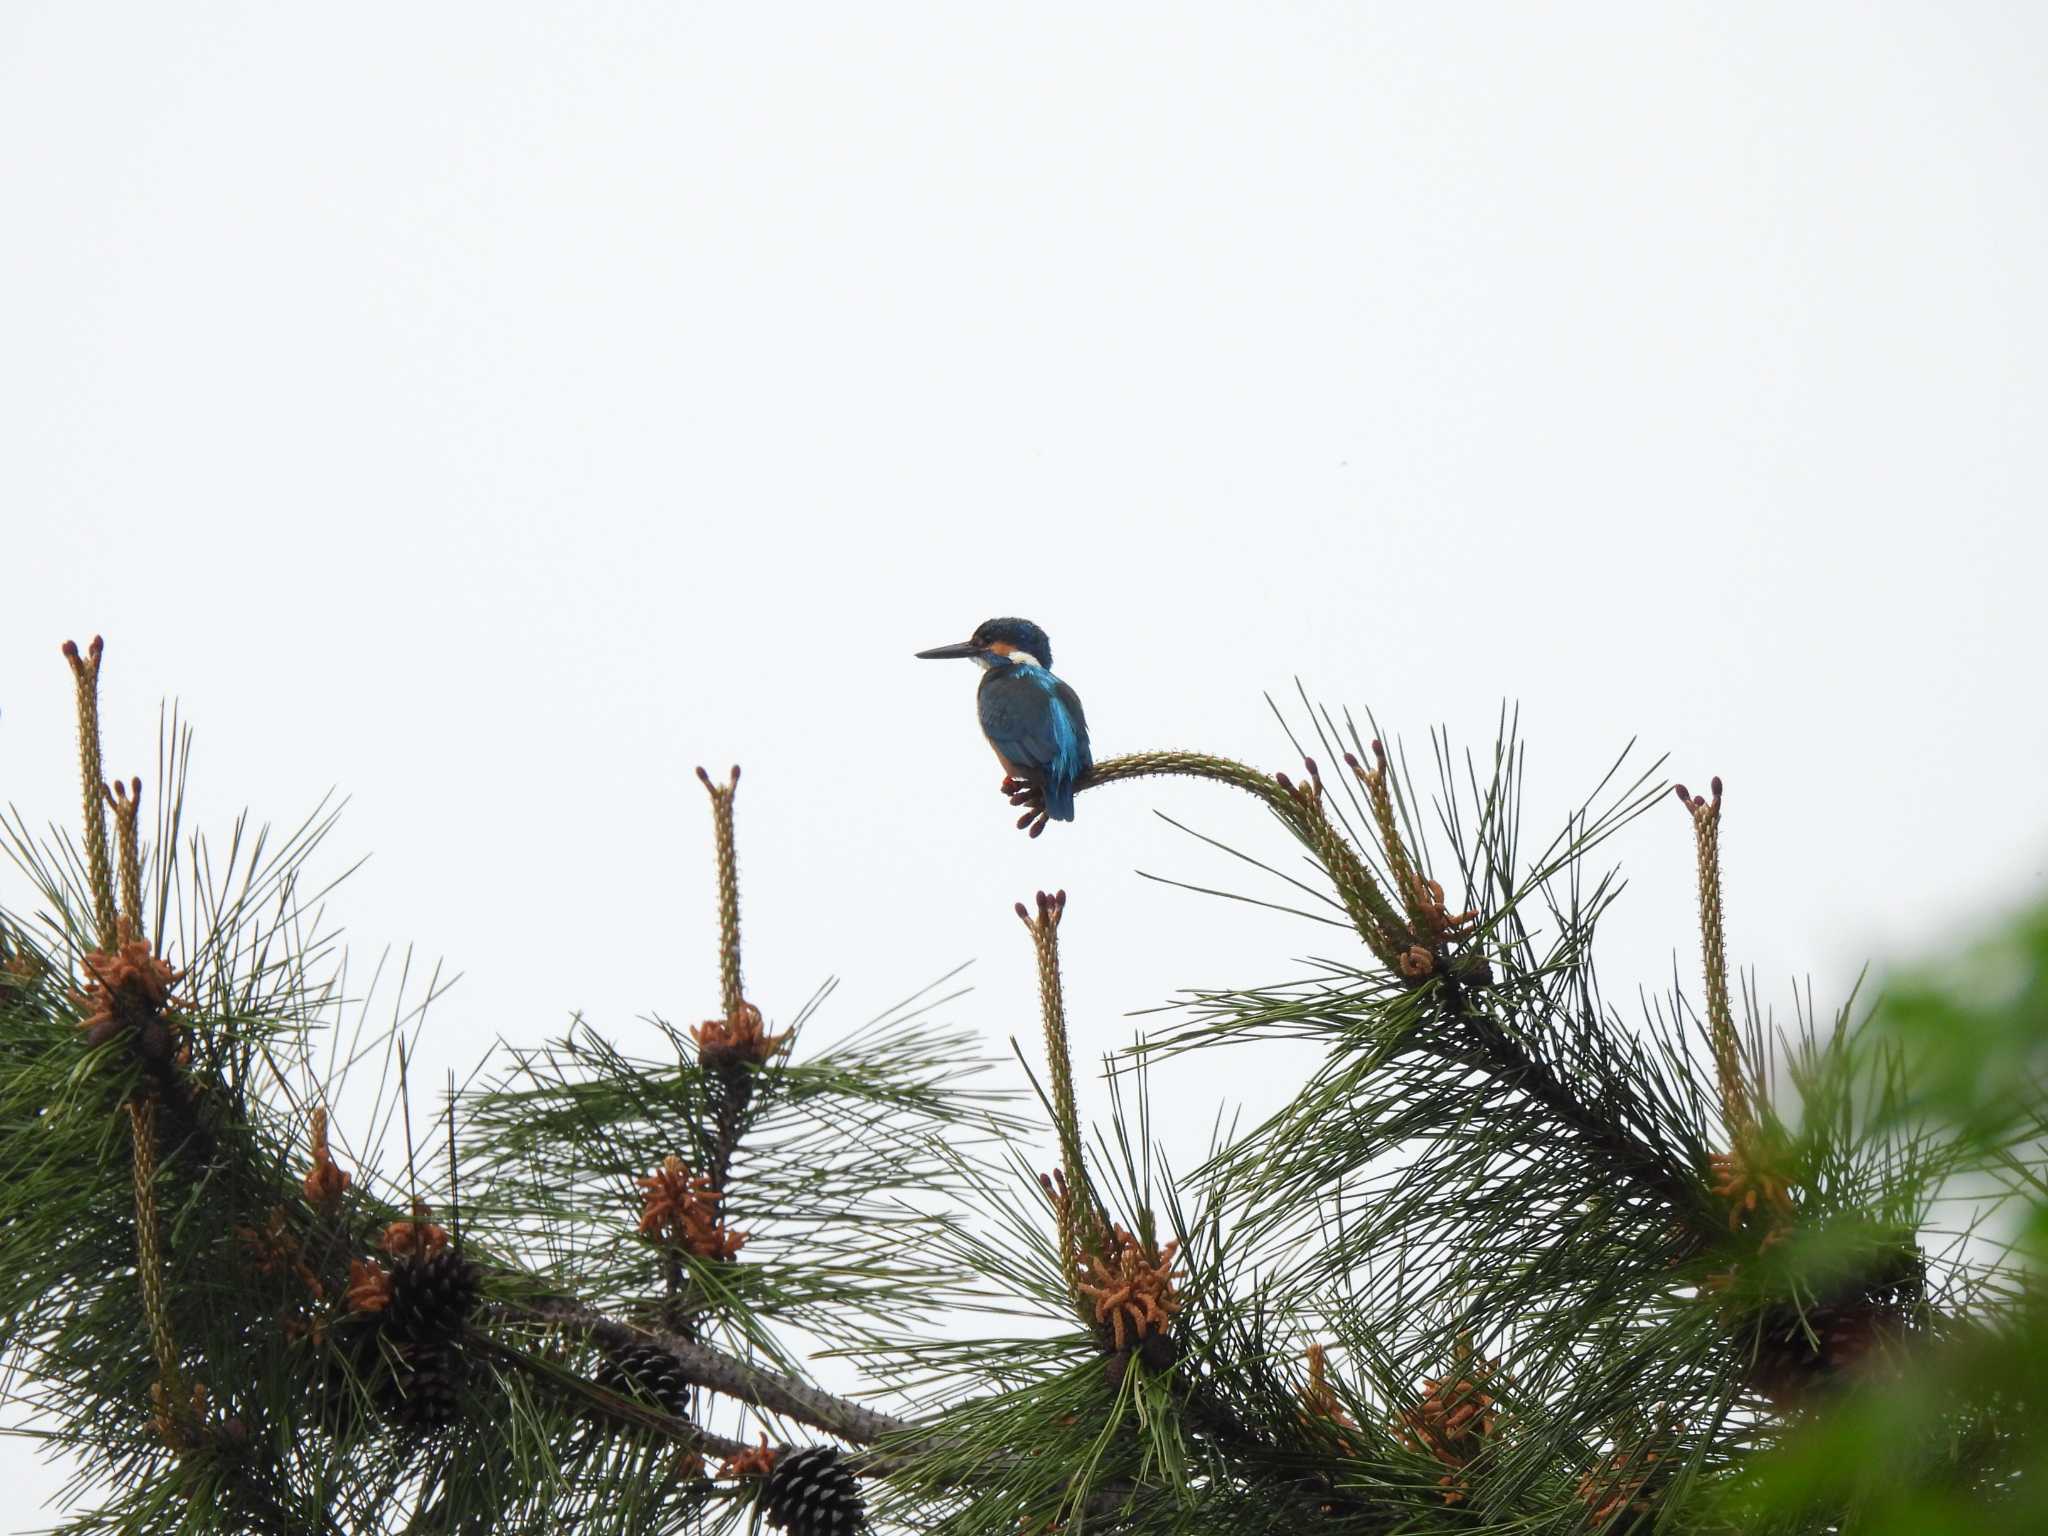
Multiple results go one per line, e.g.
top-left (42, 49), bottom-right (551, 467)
top-left (976, 649), bottom-right (1042, 670)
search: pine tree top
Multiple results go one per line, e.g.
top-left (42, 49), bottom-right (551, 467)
top-left (1, 640), bottom-right (2041, 1533)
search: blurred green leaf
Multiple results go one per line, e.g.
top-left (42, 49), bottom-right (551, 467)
top-left (1735, 899), bottom-right (2048, 1530)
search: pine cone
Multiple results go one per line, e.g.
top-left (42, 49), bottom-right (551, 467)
top-left (597, 1342), bottom-right (694, 1419)
top-left (1745, 1245), bottom-right (1924, 1407)
top-left (388, 1344), bottom-right (467, 1430)
top-left (759, 1445), bottom-right (864, 1536)
top-left (383, 1251), bottom-right (481, 1349)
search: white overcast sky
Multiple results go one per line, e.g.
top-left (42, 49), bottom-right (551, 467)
top-left (4, 1), bottom-right (2046, 1519)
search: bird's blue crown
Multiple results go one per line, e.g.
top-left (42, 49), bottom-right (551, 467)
top-left (970, 617), bottom-right (1053, 670)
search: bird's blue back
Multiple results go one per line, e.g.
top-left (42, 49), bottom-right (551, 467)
top-left (977, 661), bottom-right (1092, 820)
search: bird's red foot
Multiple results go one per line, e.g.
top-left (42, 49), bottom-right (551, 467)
top-left (1002, 776), bottom-right (1050, 835)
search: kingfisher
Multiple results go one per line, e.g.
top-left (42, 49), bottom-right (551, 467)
top-left (916, 617), bottom-right (1092, 834)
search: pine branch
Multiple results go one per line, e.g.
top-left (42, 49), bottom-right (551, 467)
top-left (504, 1297), bottom-right (918, 1446)
top-left (1061, 751), bottom-right (1417, 964)
top-left (1426, 972), bottom-right (1714, 1230)
top-left (464, 1330), bottom-right (757, 1462)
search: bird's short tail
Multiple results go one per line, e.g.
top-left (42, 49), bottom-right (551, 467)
top-left (1043, 776), bottom-right (1077, 822)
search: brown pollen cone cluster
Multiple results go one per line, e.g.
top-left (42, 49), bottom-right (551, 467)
top-left (347, 1258), bottom-right (395, 1315)
top-left (1390, 1335), bottom-right (1505, 1505)
top-left (1396, 873), bottom-right (1480, 979)
top-left (302, 1106), bottom-right (352, 1206)
top-left (75, 922), bottom-right (185, 1061)
top-left (1705, 1141), bottom-right (1800, 1270)
top-left (380, 1209), bottom-right (451, 1261)
top-left (638, 1154), bottom-right (747, 1262)
top-left (0, 935), bottom-right (41, 1007)
top-left (717, 1435), bottom-right (778, 1481)
top-left (1075, 1224), bottom-right (1181, 1381)
top-left (692, 1001), bottom-right (790, 1070)
top-left (149, 1379), bottom-right (228, 1453)
top-left (1345, 742), bottom-right (1482, 984)
top-left (1298, 1342), bottom-right (1360, 1455)
top-left (1698, 1137), bottom-right (1803, 1303)
top-left (237, 1206), bottom-right (327, 1301)
top-left (1577, 1447), bottom-right (1662, 1526)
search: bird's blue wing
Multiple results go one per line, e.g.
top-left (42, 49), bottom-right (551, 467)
top-left (1049, 676), bottom-right (1092, 786)
top-left (979, 667), bottom-right (1092, 820)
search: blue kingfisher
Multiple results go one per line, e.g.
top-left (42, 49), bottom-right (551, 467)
top-left (917, 617), bottom-right (1092, 835)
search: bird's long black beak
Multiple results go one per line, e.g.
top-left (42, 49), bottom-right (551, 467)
top-left (915, 640), bottom-right (981, 660)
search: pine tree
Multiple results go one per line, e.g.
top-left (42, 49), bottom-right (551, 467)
top-left (1, 639), bottom-right (2041, 1533)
